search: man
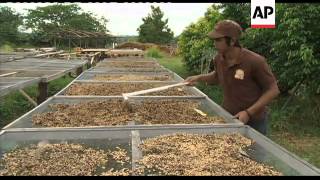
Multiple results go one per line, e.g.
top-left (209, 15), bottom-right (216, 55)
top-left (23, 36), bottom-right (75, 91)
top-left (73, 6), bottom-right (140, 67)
top-left (184, 20), bottom-right (280, 135)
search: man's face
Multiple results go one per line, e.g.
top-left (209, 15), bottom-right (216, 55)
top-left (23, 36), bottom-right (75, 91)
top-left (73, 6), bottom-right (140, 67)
top-left (213, 37), bottom-right (229, 53)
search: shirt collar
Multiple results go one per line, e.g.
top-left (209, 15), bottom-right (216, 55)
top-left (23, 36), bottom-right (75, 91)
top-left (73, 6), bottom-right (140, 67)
top-left (220, 47), bottom-right (243, 68)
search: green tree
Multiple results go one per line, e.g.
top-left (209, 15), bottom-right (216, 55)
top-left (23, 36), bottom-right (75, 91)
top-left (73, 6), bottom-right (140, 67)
top-left (242, 3), bottom-right (320, 95)
top-left (137, 5), bottom-right (174, 44)
top-left (25, 3), bottom-right (108, 46)
top-left (179, 3), bottom-right (320, 95)
top-left (273, 4), bottom-right (320, 94)
top-left (0, 6), bottom-right (23, 45)
top-left (218, 3), bottom-right (251, 30)
top-left (178, 5), bottom-right (222, 74)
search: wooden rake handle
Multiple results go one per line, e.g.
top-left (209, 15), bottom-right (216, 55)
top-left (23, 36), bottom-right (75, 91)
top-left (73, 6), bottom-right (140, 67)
top-left (122, 82), bottom-right (189, 99)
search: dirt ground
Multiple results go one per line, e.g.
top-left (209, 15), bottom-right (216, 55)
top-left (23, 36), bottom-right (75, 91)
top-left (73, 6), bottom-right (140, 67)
top-left (269, 131), bottom-right (320, 168)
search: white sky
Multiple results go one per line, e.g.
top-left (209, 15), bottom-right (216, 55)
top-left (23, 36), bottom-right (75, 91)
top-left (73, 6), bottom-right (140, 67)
top-left (1, 3), bottom-right (216, 36)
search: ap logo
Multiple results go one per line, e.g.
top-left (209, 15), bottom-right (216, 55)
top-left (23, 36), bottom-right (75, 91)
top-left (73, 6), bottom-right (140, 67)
top-left (251, 0), bottom-right (275, 28)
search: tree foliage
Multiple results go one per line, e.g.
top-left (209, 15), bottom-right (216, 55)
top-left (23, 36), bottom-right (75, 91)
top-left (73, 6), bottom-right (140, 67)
top-left (0, 6), bottom-right (23, 45)
top-left (218, 3), bottom-right (251, 30)
top-left (243, 4), bottom-right (320, 94)
top-left (25, 3), bottom-right (108, 45)
top-left (178, 3), bottom-right (320, 95)
top-left (137, 5), bottom-right (174, 44)
top-left (178, 5), bottom-right (222, 74)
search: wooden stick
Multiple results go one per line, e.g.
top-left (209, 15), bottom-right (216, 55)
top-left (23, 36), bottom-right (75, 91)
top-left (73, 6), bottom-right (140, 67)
top-left (88, 52), bottom-right (101, 57)
top-left (123, 82), bottom-right (189, 99)
top-left (0, 72), bottom-right (17, 77)
top-left (81, 48), bottom-right (110, 52)
top-left (58, 52), bottom-right (76, 56)
top-left (19, 89), bottom-right (37, 107)
top-left (34, 50), bottom-right (64, 57)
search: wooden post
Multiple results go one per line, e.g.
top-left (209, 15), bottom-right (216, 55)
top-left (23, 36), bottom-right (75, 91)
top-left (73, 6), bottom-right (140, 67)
top-left (57, 39), bottom-right (60, 49)
top-left (76, 66), bottom-right (83, 76)
top-left (86, 61), bottom-right (91, 69)
top-left (69, 37), bottom-right (71, 53)
top-left (37, 82), bottom-right (48, 104)
top-left (54, 38), bottom-right (57, 49)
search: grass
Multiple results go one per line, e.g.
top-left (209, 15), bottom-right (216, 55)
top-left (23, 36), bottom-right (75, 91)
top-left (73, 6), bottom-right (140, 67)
top-left (270, 132), bottom-right (320, 168)
top-left (0, 44), bottom-right (15, 52)
top-left (156, 55), bottom-right (320, 169)
top-left (0, 43), bottom-right (37, 52)
top-left (196, 83), bottom-right (223, 105)
top-left (0, 75), bottom-right (74, 128)
top-left (156, 54), bottom-right (223, 103)
top-left (146, 47), bottom-right (164, 59)
top-left (155, 54), bottom-right (190, 79)
top-left (47, 75), bottom-right (74, 96)
top-left (267, 95), bottom-right (320, 168)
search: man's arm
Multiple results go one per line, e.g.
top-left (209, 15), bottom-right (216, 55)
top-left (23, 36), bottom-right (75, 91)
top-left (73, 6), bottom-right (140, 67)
top-left (235, 58), bottom-right (280, 123)
top-left (185, 57), bottom-right (219, 85)
top-left (246, 82), bottom-right (280, 117)
top-left (184, 71), bottom-right (219, 85)
top-left (198, 71), bottom-right (219, 84)
top-left (248, 58), bottom-right (280, 116)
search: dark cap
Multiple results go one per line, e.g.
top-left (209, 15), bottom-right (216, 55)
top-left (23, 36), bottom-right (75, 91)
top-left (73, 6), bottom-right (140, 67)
top-left (208, 20), bottom-right (242, 40)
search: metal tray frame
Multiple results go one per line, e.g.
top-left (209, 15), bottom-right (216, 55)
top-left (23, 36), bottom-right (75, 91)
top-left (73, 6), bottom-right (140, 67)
top-left (0, 125), bottom-right (319, 175)
top-left (2, 96), bottom-right (240, 129)
top-left (0, 77), bottom-right (41, 97)
top-left (55, 80), bottom-right (207, 97)
top-left (75, 71), bottom-right (184, 82)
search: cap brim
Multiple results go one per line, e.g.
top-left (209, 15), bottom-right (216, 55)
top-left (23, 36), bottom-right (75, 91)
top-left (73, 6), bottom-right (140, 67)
top-left (208, 31), bottom-right (225, 39)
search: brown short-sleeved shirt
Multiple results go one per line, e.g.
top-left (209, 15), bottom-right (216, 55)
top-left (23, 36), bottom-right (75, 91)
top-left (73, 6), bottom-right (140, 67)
top-left (210, 48), bottom-right (277, 121)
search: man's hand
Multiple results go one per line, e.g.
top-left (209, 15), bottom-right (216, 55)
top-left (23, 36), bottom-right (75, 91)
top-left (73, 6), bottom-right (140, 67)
top-left (184, 75), bottom-right (200, 86)
top-left (234, 111), bottom-right (250, 124)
